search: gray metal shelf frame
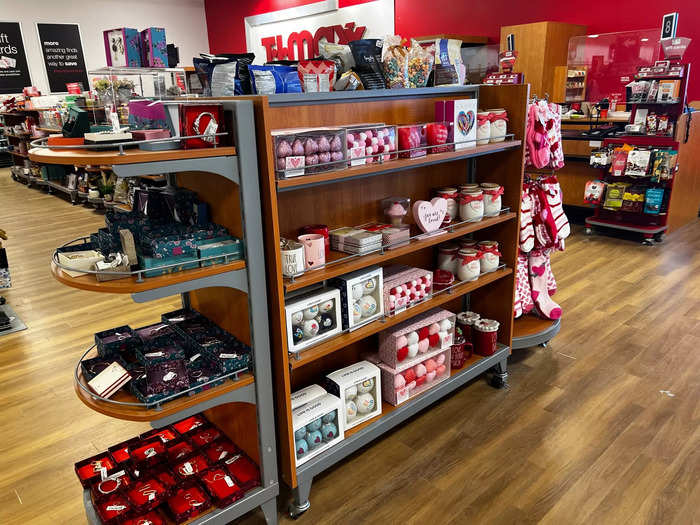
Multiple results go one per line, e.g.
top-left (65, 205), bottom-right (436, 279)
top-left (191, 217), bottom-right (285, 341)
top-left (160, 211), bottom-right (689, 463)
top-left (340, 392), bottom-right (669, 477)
top-left (75, 100), bottom-right (279, 524)
top-left (512, 318), bottom-right (561, 350)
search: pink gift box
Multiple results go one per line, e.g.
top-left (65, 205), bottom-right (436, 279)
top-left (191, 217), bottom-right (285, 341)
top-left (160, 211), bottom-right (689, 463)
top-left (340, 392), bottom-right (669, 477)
top-left (378, 307), bottom-right (455, 369)
top-left (382, 264), bottom-right (433, 315)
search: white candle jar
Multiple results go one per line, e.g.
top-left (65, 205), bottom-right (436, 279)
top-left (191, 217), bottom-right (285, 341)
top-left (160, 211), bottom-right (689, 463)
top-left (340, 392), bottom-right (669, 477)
top-left (457, 248), bottom-right (481, 282)
top-left (459, 189), bottom-right (484, 222)
top-left (478, 240), bottom-right (500, 273)
top-left (435, 187), bottom-right (459, 224)
top-left (488, 108), bottom-right (508, 143)
top-left (477, 112), bottom-right (491, 146)
top-left (437, 243), bottom-right (459, 276)
top-left (480, 183), bottom-right (503, 217)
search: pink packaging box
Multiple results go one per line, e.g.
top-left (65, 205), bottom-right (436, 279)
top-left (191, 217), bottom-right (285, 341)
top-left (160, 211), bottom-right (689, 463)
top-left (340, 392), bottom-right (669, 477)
top-left (382, 264), bottom-right (433, 314)
top-left (378, 307), bottom-right (455, 368)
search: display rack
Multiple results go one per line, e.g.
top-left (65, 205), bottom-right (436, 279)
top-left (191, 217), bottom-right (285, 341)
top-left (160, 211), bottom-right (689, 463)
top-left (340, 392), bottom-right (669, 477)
top-left (512, 315), bottom-right (561, 349)
top-left (251, 85), bottom-right (528, 516)
top-left (31, 100), bottom-right (279, 524)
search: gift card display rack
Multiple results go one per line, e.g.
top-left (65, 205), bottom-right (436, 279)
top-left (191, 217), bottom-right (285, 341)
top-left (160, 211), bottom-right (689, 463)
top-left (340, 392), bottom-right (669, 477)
top-left (30, 100), bottom-right (279, 524)
top-left (251, 85), bottom-right (528, 517)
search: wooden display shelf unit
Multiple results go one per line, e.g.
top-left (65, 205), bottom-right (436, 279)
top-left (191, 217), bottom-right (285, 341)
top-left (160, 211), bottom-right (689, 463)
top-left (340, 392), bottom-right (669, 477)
top-left (44, 100), bottom-right (279, 524)
top-left (252, 84), bottom-right (528, 515)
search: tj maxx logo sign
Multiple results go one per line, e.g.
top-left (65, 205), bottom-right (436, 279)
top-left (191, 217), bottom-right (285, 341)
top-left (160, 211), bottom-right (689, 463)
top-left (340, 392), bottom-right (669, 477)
top-left (260, 22), bottom-right (366, 61)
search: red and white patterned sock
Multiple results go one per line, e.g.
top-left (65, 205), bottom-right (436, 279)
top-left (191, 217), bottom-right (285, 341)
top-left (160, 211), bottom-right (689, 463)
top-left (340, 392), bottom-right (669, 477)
top-left (539, 177), bottom-right (570, 240)
top-left (529, 250), bottom-right (561, 319)
top-left (515, 253), bottom-right (534, 317)
top-left (520, 184), bottom-right (535, 253)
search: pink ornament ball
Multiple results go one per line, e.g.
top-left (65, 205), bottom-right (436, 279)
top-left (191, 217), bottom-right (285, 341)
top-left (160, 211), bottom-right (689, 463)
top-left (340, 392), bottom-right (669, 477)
top-left (276, 157), bottom-right (286, 171)
top-left (418, 339), bottom-right (429, 354)
top-left (372, 144), bottom-right (379, 154)
top-left (426, 371), bottom-right (436, 382)
top-left (346, 133), bottom-right (355, 145)
top-left (330, 151), bottom-right (344, 162)
top-left (317, 135), bottom-right (331, 152)
top-left (305, 154), bottom-right (319, 165)
top-left (318, 152), bottom-right (331, 164)
top-left (424, 359), bottom-right (437, 373)
top-left (304, 138), bottom-right (318, 155)
top-left (394, 374), bottom-right (406, 390)
top-left (406, 380), bottom-right (416, 391)
top-left (436, 354), bottom-right (446, 366)
top-left (292, 138), bottom-right (304, 156)
top-left (276, 139), bottom-right (292, 157)
top-left (396, 335), bottom-right (408, 350)
top-left (436, 365), bottom-right (447, 375)
top-left (429, 323), bottom-right (440, 335)
top-left (330, 135), bottom-right (342, 152)
top-left (359, 132), bottom-right (367, 143)
top-left (414, 363), bottom-right (426, 377)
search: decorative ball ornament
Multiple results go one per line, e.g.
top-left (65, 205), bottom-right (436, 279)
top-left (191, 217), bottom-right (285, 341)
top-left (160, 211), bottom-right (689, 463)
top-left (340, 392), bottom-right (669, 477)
top-left (302, 319), bottom-right (319, 338)
top-left (352, 302), bottom-right (362, 323)
top-left (346, 400), bottom-right (358, 419)
top-left (436, 354), bottom-right (446, 366)
top-left (322, 411), bottom-right (336, 423)
top-left (352, 284), bottom-right (364, 300)
top-left (357, 295), bottom-right (377, 318)
top-left (306, 418), bottom-right (322, 432)
top-left (306, 431), bottom-right (323, 449)
top-left (316, 313), bottom-right (335, 333)
top-left (321, 422), bottom-right (337, 441)
top-left (296, 439), bottom-right (309, 456)
top-left (302, 305), bottom-right (319, 320)
top-left (407, 343), bottom-right (419, 358)
top-left (355, 392), bottom-right (375, 414)
top-left (292, 326), bottom-right (304, 344)
top-left (396, 335), bottom-right (408, 349)
top-left (345, 385), bottom-right (358, 399)
top-left (294, 428), bottom-right (307, 441)
top-left (319, 300), bottom-right (335, 313)
top-left (357, 378), bottom-right (374, 393)
top-left (394, 374), bottom-right (406, 390)
top-left (429, 323), bottom-right (441, 335)
top-left (291, 311), bottom-right (304, 325)
top-left (363, 278), bottom-right (377, 294)
top-left (407, 332), bottom-right (419, 345)
top-left (440, 319), bottom-right (453, 331)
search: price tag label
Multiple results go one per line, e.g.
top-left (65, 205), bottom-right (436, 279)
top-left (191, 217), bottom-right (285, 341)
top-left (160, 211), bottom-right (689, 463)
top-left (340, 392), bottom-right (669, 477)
top-left (589, 140), bottom-right (602, 148)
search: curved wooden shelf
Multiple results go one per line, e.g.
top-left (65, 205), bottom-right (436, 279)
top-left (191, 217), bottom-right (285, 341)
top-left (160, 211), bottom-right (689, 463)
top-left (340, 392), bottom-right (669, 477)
top-left (51, 259), bottom-right (246, 294)
top-left (284, 212), bottom-right (516, 292)
top-left (75, 369), bottom-right (255, 422)
top-left (290, 267), bottom-right (512, 369)
top-left (512, 314), bottom-right (561, 349)
top-left (276, 140), bottom-right (522, 191)
top-left (28, 145), bottom-right (237, 166)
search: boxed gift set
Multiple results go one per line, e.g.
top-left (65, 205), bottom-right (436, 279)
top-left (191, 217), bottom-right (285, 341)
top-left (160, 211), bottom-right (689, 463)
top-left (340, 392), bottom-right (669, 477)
top-left (382, 264), bottom-right (433, 315)
top-left (285, 288), bottom-right (342, 353)
top-left (325, 360), bottom-right (382, 429)
top-left (397, 124), bottom-right (427, 158)
top-left (104, 28), bottom-right (142, 67)
top-left (291, 388), bottom-right (344, 466)
top-left (273, 128), bottom-right (347, 178)
top-left (328, 266), bottom-right (384, 330)
top-left (378, 308), bottom-right (456, 368)
top-left (436, 99), bottom-right (478, 150)
top-left (330, 227), bottom-right (382, 255)
top-left (341, 124), bottom-right (397, 165)
top-left (74, 413), bottom-right (261, 524)
top-left (141, 27), bottom-right (168, 68)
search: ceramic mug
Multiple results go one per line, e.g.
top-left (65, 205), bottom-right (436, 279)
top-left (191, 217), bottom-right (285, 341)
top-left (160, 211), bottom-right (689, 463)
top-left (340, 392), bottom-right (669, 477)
top-left (298, 234), bottom-right (326, 270)
top-left (280, 239), bottom-right (305, 277)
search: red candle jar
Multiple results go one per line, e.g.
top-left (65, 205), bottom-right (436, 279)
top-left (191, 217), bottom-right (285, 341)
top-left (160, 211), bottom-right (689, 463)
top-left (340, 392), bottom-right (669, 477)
top-left (473, 319), bottom-right (500, 356)
top-left (456, 311), bottom-right (480, 342)
top-left (300, 224), bottom-right (330, 258)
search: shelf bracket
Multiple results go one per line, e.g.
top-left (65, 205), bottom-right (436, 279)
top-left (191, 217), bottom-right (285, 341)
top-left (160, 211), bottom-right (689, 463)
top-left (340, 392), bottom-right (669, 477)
top-left (130, 268), bottom-right (248, 303)
top-left (112, 156), bottom-right (240, 184)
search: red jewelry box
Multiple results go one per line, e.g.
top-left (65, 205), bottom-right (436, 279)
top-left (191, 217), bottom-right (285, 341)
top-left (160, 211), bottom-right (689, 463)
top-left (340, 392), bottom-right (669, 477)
top-left (122, 510), bottom-right (165, 525)
top-left (131, 440), bottom-right (167, 469)
top-left (172, 414), bottom-right (208, 435)
top-left (140, 427), bottom-right (179, 445)
top-left (95, 493), bottom-right (132, 525)
top-left (152, 467), bottom-right (178, 492)
top-left (167, 440), bottom-right (196, 463)
top-left (108, 437), bottom-right (142, 466)
top-left (75, 453), bottom-right (118, 488)
top-left (90, 470), bottom-right (133, 502)
top-left (203, 438), bottom-right (239, 464)
top-left (166, 481), bottom-right (212, 524)
top-left (126, 477), bottom-right (168, 514)
top-left (223, 453), bottom-right (261, 491)
top-left (187, 426), bottom-right (222, 448)
top-left (199, 466), bottom-right (245, 508)
top-left (173, 453), bottom-right (210, 481)
top-left (179, 104), bottom-right (224, 149)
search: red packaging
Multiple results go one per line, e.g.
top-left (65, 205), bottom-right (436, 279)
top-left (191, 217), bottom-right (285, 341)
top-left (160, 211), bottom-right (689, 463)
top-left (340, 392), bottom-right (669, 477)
top-left (167, 440), bottom-right (195, 463)
top-left (203, 438), bottom-right (240, 464)
top-left (131, 440), bottom-right (167, 469)
top-left (140, 427), bottom-right (179, 445)
top-left (473, 319), bottom-right (499, 356)
top-left (173, 453), bottom-right (210, 480)
top-left (199, 466), bottom-right (245, 507)
top-left (122, 511), bottom-right (165, 525)
top-left (425, 122), bottom-right (452, 154)
top-left (300, 224), bottom-right (330, 258)
top-left (96, 493), bottom-right (132, 525)
top-left (432, 269), bottom-right (455, 291)
top-left (75, 453), bottom-right (118, 487)
top-left (179, 104), bottom-right (224, 149)
top-left (223, 453), bottom-right (261, 491)
top-left (109, 437), bottom-right (141, 466)
top-left (188, 426), bottom-right (222, 448)
top-left (91, 471), bottom-right (133, 502)
top-left (126, 478), bottom-right (169, 514)
top-left (172, 414), bottom-right (208, 435)
top-left (166, 481), bottom-right (211, 524)
top-left (610, 150), bottom-right (629, 177)
top-left (298, 60), bottom-right (336, 92)
top-left (397, 124), bottom-right (427, 158)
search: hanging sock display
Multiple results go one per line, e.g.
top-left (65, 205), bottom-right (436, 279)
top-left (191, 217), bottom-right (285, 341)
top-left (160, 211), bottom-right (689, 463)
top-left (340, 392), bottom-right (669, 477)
top-left (520, 183), bottom-right (535, 252)
top-left (528, 250), bottom-right (562, 320)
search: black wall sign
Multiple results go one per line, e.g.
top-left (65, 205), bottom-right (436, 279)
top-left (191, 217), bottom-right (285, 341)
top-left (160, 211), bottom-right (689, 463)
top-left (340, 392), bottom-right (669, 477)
top-left (0, 22), bottom-right (32, 94)
top-left (36, 23), bottom-right (89, 93)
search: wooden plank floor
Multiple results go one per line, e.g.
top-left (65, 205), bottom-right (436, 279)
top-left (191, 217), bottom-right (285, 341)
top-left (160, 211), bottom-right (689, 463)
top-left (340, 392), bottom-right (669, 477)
top-left (2, 167), bottom-right (699, 524)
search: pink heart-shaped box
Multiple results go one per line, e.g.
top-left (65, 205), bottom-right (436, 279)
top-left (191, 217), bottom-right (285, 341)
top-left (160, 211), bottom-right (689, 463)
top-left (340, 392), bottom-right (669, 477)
top-left (413, 198), bottom-right (447, 233)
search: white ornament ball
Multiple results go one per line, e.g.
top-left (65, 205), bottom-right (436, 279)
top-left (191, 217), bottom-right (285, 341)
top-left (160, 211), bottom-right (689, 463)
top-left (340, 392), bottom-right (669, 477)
top-left (440, 319), bottom-right (452, 331)
top-left (302, 305), bottom-right (319, 320)
top-left (302, 319), bottom-right (319, 338)
top-left (319, 300), bottom-right (335, 313)
top-left (357, 295), bottom-right (377, 318)
top-left (355, 392), bottom-right (375, 414)
top-left (357, 377), bottom-right (374, 393)
top-left (363, 278), bottom-right (377, 294)
top-left (352, 283), bottom-right (364, 300)
top-left (352, 302), bottom-right (362, 323)
top-left (407, 332), bottom-right (419, 345)
top-left (346, 400), bottom-right (357, 419)
top-left (291, 311), bottom-right (304, 325)
top-left (345, 385), bottom-right (358, 399)
top-left (407, 343), bottom-right (419, 358)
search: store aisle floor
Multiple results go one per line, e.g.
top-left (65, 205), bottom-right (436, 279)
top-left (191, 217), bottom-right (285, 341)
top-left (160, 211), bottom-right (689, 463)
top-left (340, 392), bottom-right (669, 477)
top-left (1, 167), bottom-right (699, 525)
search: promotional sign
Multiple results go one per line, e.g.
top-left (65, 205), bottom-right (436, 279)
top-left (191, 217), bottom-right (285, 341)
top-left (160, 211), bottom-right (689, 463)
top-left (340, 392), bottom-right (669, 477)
top-left (0, 22), bottom-right (31, 94)
top-left (245, 0), bottom-right (394, 62)
top-left (36, 23), bottom-right (89, 93)
top-left (661, 12), bottom-right (679, 40)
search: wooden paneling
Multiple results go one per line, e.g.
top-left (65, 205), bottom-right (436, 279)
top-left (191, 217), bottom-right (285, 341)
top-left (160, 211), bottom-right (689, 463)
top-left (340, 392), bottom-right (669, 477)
top-left (668, 112), bottom-right (700, 232)
top-left (552, 65), bottom-right (569, 103)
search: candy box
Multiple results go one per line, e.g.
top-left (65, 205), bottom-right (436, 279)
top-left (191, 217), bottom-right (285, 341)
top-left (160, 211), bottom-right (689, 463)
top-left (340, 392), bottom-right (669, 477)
top-left (371, 347), bottom-right (451, 406)
top-left (397, 124), bottom-right (427, 158)
top-left (436, 99), bottom-right (478, 150)
top-left (223, 452), bottom-right (261, 491)
top-left (273, 127), bottom-right (347, 178)
top-left (104, 28), bottom-right (142, 67)
top-left (108, 437), bottom-right (142, 467)
top-left (378, 308), bottom-right (455, 368)
top-left (166, 481), bottom-right (211, 524)
top-left (325, 360), bottom-right (382, 429)
top-left (425, 121), bottom-right (454, 154)
top-left (144, 359), bottom-right (190, 398)
top-left (88, 361), bottom-right (132, 399)
top-left (382, 265), bottom-right (433, 315)
top-left (138, 254), bottom-right (199, 278)
top-left (126, 477), bottom-right (169, 514)
top-left (341, 124), bottom-right (397, 165)
top-left (140, 27), bottom-right (167, 68)
top-left (90, 470), bottom-right (134, 503)
top-left (82, 356), bottom-right (127, 382)
top-left (205, 340), bottom-right (251, 374)
top-left (95, 492), bottom-right (133, 525)
top-left (328, 266), bottom-right (384, 331)
top-left (285, 287), bottom-right (342, 354)
top-left (141, 232), bottom-right (197, 259)
top-left (200, 465), bottom-right (245, 507)
top-left (173, 414), bottom-right (209, 436)
top-left (291, 392), bottom-right (344, 467)
top-left (173, 453), bottom-right (211, 481)
top-left (75, 452), bottom-right (119, 488)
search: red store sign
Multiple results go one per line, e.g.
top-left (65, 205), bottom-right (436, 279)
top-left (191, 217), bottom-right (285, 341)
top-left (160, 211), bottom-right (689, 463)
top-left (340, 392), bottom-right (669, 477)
top-left (260, 22), bottom-right (366, 61)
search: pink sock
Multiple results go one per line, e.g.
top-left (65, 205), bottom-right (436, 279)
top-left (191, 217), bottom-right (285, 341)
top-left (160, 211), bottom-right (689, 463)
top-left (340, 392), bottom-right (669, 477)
top-left (529, 251), bottom-right (561, 319)
top-left (520, 184), bottom-right (535, 252)
top-left (516, 254), bottom-right (534, 316)
top-left (545, 254), bottom-right (557, 296)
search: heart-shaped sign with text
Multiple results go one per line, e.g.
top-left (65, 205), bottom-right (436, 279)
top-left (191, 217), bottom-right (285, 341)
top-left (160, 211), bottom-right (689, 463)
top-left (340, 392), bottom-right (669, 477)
top-left (413, 197), bottom-right (447, 233)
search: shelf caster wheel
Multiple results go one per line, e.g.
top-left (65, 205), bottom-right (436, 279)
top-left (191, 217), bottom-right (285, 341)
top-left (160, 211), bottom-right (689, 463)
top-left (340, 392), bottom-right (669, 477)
top-left (642, 238), bottom-right (654, 246)
top-left (654, 233), bottom-right (664, 243)
top-left (584, 227), bottom-right (593, 235)
top-left (288, 500), bottom-right (310, 519)
top-left (489, 368), bottom-right (508, 389)
top-left (0, 296), bottom-right (5, 305)
top-left (540, 341), bottom-right (548, 348)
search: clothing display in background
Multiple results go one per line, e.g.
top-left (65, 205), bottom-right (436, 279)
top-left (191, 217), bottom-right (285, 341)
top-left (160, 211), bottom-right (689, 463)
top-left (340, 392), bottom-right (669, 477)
top-left (515, 176), bottom-right (568, 321)
top-left (525, 99), bottom-right (564, 170)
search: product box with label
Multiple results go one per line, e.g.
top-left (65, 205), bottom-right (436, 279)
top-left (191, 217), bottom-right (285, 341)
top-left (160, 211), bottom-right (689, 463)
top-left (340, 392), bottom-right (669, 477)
top-left (378, 307), bottom-right (455, 368)
top-left (138, 254), bottom-right (199, 277)
top-left (141, 27), bottom-right (167, 68)
top-left (285, 288), bottom-right (342, 354)
top-left (292, 391), bottom-right (344, 466)
top-left (382, 264), bottom-right (433, 315)
top-left (436, 99), bottom-right (478, 150)
top-left (325, 360), bottom-right (382, 429)
top-left (197, 237), bottom-right (243, 266)
top-left (272, 127), bottom-right (347, 178)
top-left (103, 28), bottom-right (142, 67)
top-left (340, 123), bottom-right (397, 166)
top-left (328, 266), bottom-right (384, 330)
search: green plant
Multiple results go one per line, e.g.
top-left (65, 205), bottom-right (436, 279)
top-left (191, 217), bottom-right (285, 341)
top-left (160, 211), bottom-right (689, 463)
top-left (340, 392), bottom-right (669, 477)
top-left (92, 78), bottom-right (111, 93)
top-left (114, 78), bottom-right (135, 90)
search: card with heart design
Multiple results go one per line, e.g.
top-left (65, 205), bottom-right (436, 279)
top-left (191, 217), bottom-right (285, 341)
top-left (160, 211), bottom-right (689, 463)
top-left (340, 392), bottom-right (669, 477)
top-left (413, 198), bottom-right (448, 235)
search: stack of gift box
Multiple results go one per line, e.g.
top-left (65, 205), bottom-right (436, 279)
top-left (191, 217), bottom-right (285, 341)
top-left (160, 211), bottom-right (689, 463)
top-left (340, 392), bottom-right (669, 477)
top-left (59, 187), bottom-right (243, 279)
top-left (75, 413), bottom-right (261, 524)
top-left (84, 308), bottom-right (251, 405)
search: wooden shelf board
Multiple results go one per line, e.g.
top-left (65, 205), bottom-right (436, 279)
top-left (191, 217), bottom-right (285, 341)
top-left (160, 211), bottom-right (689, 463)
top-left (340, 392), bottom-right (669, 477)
top-left (9, 151), bottom-right (28, 158)
top-left (74, 369), bottom-right (255, 422)
top-left (513, 314), bottom-right (557, 338)
top-left (276, 140), bottom-right (522, 190)
top-left (36, 127), bottom-right (62, 133)
top-left (344, 352), bottom-right (487, 438)
top-left (289, 267), bottom-right (512, 369)
top-left (28, 145), bottom-right (237, 166)
top-left (284, 213), bottom-right (516, 292)
top-left (50, 259), bottom-right (245, 294)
